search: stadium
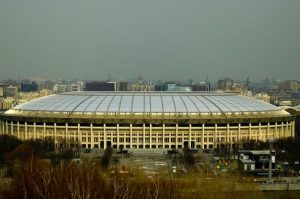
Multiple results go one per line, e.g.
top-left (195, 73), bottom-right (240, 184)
top-left (0, 92), bottom-right (295, 150)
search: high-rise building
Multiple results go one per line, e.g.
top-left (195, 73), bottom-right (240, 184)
top-left (20, 82), bottom-right (39, 92)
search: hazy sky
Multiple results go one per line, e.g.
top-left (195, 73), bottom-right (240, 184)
top-left (0, 0), bottom-right (299, 81)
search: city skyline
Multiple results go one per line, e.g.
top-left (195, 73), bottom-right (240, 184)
top-left (0, 0), bottom-right (300, 81)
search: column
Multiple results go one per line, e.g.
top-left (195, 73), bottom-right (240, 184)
top-left (149, 124), bottom-right (152, 149)
top-left (156, 129), bottom-right (158, 148)
top-left (11, 121), bottom-right (14, 136)
top-left (258, 123), bottom-right (261, 141)
top-left (288, 122), bottom-right (291, 137)
top-left (286, 122), bottom-right (289, 137)
top-left (6, 121), bottom-right (8, 136)
top-left (273, 123), bottom-right (276, 138)
top-left (25, 122), bottom-right (28, 140)
top-left (2, 121), bottom-right (4, 135)
top-left (1, 121), bottom-right (4, 135)
top-left (65, 123), bottom-right (68, 148)
top-left (176, 124), bottom-right (179, 149)
top-left (201, 124), bottom-right (204, 149)
top-left (33, 122), bottom-right (36, 141)
top-left (283, 122), bottom-right (287, 137)
top-left (188, 124), bottom-right (192, 149)
top-left (162, 124), bottom-right (165, 149)
top-left (226, 124), bottom-right (230, 144)
top-left (43, 123), bottom-right (46, 139)
top-left (17, 122), bottom-right (20, 139)
top-left (238, 123), bottom-right (242, 148)
top-left (130, 124), bottom-right (133, 148)
top-left (117, 124), bottom-right (119, 148)
top-left (292, 121), bottom-right (295, 137)
top-left (143, 124), bottom-right (146, 148)
top-left (289, 122), bottom-right (292, 137)
top-left (91, 123), bottom-right (94, 148)
top-left (275, 122), bottom-right (278, 139)
top-left (78, 123), bottom-right (81, 148)
top-left (54, 123), bottom-right (57, 146)
top-left (249, 123), bottom-right (252, 140)
top-left (267, 122), bottom-right (270, 140)
top-left (103, 124), bottom-right (107, 149)
top-left (280, 122), bottom-right (283, 138)
top-left (214, 124), bottom-right (217, 148)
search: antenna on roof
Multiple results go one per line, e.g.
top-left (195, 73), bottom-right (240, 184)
top-left (108, 74), bottom-right (112, 81)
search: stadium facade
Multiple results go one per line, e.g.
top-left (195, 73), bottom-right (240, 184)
top-left (0, 92), bottom-right (295, 149)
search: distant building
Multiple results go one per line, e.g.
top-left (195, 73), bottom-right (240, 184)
top-left (85, 81), bottom-right (116, 91)
top-left (128, 83), bottom-right (154, 91)
top-left (69, 81), bottom-right (84, 92)
top-left (191, 81), bottom-right (210, 91)
top-left (4, 85), bottom-right (19, 98)
top-left (53, 83), bottom-right (69, 93)
top-left (44, 80), bottom-right (56, 91)
top-left (20, 82), bottom-right (38, 92)
top-left (0, 84), bottom-right (5, 98)
top-left (218, 78), bottom-right (234, 91)
top-left (231, 83), bottom-right (248, 93)
top-left (154, 84), bottom-right (165, 91)
top-left (154, 82), bottom-right (172, 91)
top-left (167, 85), bottom-right (192, 92)
top-left (0, 97), bottom-right (15, 110)
top-left (53, 81), bottom-right (84, 93)
top-left (253, 92), bottom-right (271, 103)
top-left (217, 78), bottom-right (248, 94)
top-left (118, 81), bottom-right (128, 91)
top-left (18, 89), bottom-right (52, 103)
top-left (69, 84), bottom-right (80, 92)
top-left (270, 93), bottom-right (293, 106)
top-left (154, 82), bottom-right (192, 92)
top-left (279, 80), bottom-right (300, 91)
top-left (39, 89), bottom-right (52, 97)
top-left (107, 82), bottom-right (117, 91)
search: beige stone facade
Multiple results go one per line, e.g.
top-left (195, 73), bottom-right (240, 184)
top-left (0, 120), bottom-right (295, 149)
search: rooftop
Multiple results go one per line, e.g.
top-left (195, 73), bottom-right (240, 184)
top-left (6, 92), bottom-right (285, 116)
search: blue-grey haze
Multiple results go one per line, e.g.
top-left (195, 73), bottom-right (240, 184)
top-left (0, 0), bottom-right (299, 81)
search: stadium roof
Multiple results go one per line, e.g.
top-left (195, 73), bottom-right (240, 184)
top-left (10, 92), bottom-right (283, 115)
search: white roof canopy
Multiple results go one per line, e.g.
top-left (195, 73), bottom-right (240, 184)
top-left (13, 92), bottom-right (282, 115)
